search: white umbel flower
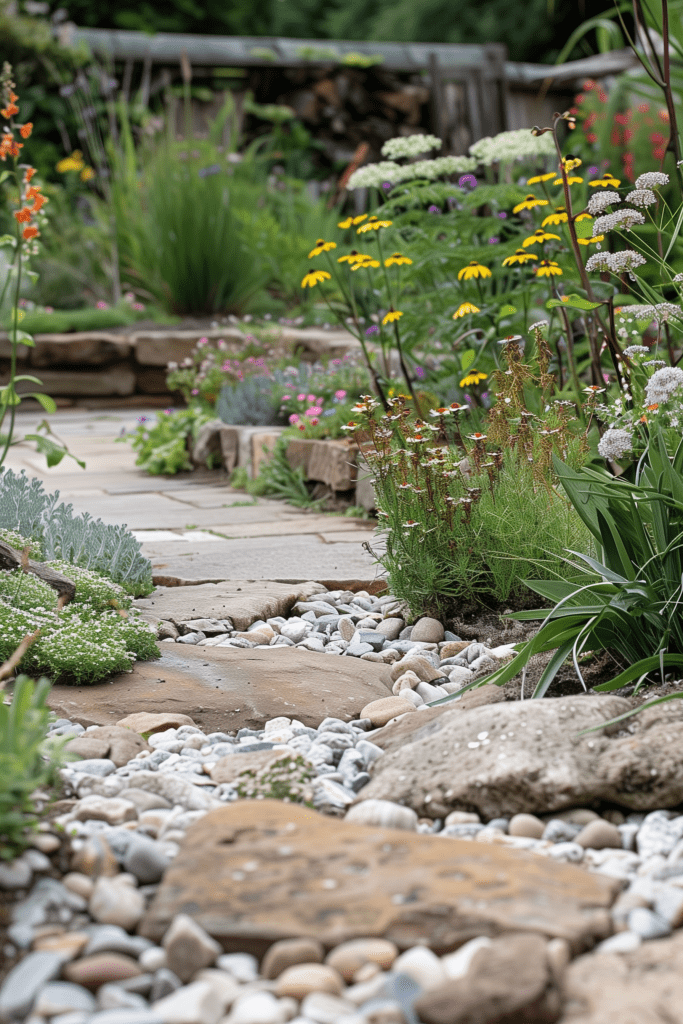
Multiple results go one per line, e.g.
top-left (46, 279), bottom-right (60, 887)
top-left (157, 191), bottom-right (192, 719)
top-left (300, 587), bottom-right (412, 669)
top-left (468, 128), bottom-right (555, 165)
top-left (381, 134), bottom-right (442, 159)
top-left (587, 190), bottom-right (621, 215)
top-left (346, 161), bottom-right (403, 189)
top-left (620, 307), bottom-right (655, 322)
top-left (645, 366), bottom-right (683, 405)
top-left (585, 250), bottom-right (647, 273)
top-left (654, 302), bottom-right (682, 322)
top-left (626, 188), bottom-right (657, 208)
top-left (623, 344), bottom-right (650, 356)
top-left (592, 208), bottom-right (645, 233)
top-left (598, 428), bottom-right (633, 459)
top-left (635, 171), bottom-right (669, 189)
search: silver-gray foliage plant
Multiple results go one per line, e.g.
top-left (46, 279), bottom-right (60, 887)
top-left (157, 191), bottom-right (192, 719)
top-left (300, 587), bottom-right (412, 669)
top-left (0, 469), bottom-right (153, 595)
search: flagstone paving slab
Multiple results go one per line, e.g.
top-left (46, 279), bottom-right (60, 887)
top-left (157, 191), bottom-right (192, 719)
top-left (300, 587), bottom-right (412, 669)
top-left (3, 409), bottom-right (380, 581)
top-left (46, 645), bottom-right (393, 734)
top-left (139, 800), bottom-right (620, 956)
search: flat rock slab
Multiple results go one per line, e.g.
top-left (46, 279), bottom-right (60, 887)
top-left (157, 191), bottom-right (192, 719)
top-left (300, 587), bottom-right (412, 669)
top-left (356, 694), bottom-right (683, 819)
top-left (134, 580), bottom-right (327, 632)
top-left (47, 645), bottom-right (393, 734)
top-left (559, 930), bottom-right (683, 1022)
top-left (139, 800), bottom-right (618, 956)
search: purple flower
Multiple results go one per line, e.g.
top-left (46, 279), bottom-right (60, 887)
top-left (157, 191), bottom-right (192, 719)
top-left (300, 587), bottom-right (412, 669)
top-left (414, 366), bottom-right (425, 379)
top-left (366, 325), bottom-right (380, 335)
top-left (497, 211), bottom-right (508, 219)
top-left (488, 236), bottom-right (500, 244)
top-left (458, 174), bottom-right (477, 189)
top-left (589, 165), bottom-right (599, 176)
top-left (428, 205), bottom-right (441, 214)
top-left (382, 181), bottom-right (393, 190)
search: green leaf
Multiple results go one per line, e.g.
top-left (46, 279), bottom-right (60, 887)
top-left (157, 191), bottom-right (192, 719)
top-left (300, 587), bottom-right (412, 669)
top-left (24, 433), bottom-right (86, 469)
top-left (24, 393), bottom-right (57, 414)
top-left (461, 349), bottom-right (476, 372)
top-left (11, 375), bottom-right (43, 385)
top-left (0, 171), bottom-right (10, 185)
top-left (0, 233), bottom-right (16, 247)
top-left (13, 330), bottom-right (34, 346)
top-left (532, 638), bottom-right (576, 698)
top-left (0, 385), bottom-right (20, 406)
top-left (498, 304), bottom-right (517, 316)
top-left (546, 294), bottom-right (604, 311)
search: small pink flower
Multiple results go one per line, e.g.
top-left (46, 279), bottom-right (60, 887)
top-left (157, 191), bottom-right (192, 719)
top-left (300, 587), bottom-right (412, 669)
top-left (307, 394), bottom-right (316, 402)
top-left (603, 373), bottom-right (610, 383)
top-left (96, 300), bottom-right (108, 309)
top-left (191, 388), bottom-right (199, 395)
top-left (310, 417), bottom-right (319, 426)
top-left (297, 393), bottom-right (306, 401)
top-left (289, 413), bottom-right (300, 424)
top-left (335, 389), bottom-right (347, 400)
top-left (306, 406), bottom-right (322, 417)
top-left (197, 337), bottom-right (209, 347)
top-left (298, 423), bottom-right (306, 431)
top-left (132, 302), bottom-right (145, 311)
top-left (282, 394), bottom-right (291, 400)
top-left (44, 306), bottom-right (53, 313)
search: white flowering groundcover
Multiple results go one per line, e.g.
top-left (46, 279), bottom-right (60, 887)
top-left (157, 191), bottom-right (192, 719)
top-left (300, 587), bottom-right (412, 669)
top-left (0, 539), bottom-right (158, 685)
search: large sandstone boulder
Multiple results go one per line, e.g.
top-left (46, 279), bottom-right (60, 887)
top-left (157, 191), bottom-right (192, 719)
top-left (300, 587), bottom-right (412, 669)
top-left (48, 645), bottom-right (393, 734)
top-left (355, 694), bottom-right (683, 819)
top-left (558, 930), bottom-right (683, 1022)
top-left (139, 800), bottom-right (618, 956)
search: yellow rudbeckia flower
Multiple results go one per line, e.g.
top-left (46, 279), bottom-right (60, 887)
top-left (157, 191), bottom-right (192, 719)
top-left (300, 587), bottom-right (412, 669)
top-left (457, 261), bottom-right (492, 281)
top-left (357, 215), bottom-right (392, 233)
top-left (453, 301), bottom-right (481, 318)
top-left (535, 260), bottom-right (563, 277)
top-left (502, 249), bottom-right (538, 266)
top-left (512, 194), bottom-right (549, 214)
top-left (301, 270), bottom-right (332, 288)
top-left (308, 239), bottom-right (337, 258)
top-left (589, 173), bottom-right (621, 188)
top-left (522, 229), bottom-right (561, 248)
top-left (351, 259), bottom-right (380, 270)
top-left (384, 252), bottom-right (413, 267)
top-left (562, 156), bottom-right (582, 172)
top-left (526, 172), bottom-right (556, 185)
top-left (553, 175), bottom-right (583, 186)
top-left (459, 370), bottom-right (488, 386)
top-left (338, 214), bottom-right (368, 228)
top-left (575, 211), bottom-right (593, 222)
top-left (542, 207), bottom-right (568, 227)
top-left (338, 250), bottom-right (369, 263)
top-left (382, 309), bottom-right (403, 325)
top-left (577, 235), bottom-right (605, 245)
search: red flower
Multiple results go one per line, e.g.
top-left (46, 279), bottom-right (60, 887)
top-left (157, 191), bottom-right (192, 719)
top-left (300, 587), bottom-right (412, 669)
top-left (586, 133), bottom-right (597, 144)
top-left (614, 112), bottom-right (630, 125)
top-left (650, 132), bottom-right (665, 144)
top-left (638, 103), bottom-right (650, 113)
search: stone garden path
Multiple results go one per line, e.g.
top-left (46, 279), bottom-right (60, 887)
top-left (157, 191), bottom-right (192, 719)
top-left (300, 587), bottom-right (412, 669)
top-left (4, 407), bottom-right (379, 585)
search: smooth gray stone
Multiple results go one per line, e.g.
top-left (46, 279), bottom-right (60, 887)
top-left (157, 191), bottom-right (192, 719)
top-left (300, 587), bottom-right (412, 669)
top-left (234, 742), bottom-right (275, 753)
top-left (357, 630), bottom-right (386, 652)
top-left (84, 924), bottom-right (153, 958)
top-left (36, 981), bottom-right (96, 1014)
top-left (176, 632), bottom-right (204, 645)
top-left (387, 640), bottom-right (417, 653)
top-left (345, 642), bottom-right (374, 657)
top-left (443, 631), bottom-right (462, 642)
top-left (318, 718), bottom-right (355, 734)
top-left (441, 823), bottom-right (485, 839)
top-left (150, 967), bottom-right (182, 1002)
top-left (124, 836), bottom-right (171, 884)
top-left (68, 759), bottom-right (116, 776)
top-left (118, 974), bottom-right (154, 996)
top-left (487, 817), bottom-right (509, 833)
top-left (355, 740), bottom-right (384, 766)
top-left (543, 819), bottom-right (583, 844)
top-left (398, 626), bottom-right (413, 640)
top-left (0, 950), bottom-right (64, 1019)
top-left (0, 858), bottom-right (32, 890)
top-left (97, 983), bottom-right (148, 1011)
top-left (348, 772), bottom-right (372, 792)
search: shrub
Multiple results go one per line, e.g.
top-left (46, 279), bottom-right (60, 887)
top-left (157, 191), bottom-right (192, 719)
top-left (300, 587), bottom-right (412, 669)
top-left (0, 469), bottom-right (153, 596)
top-left (0, 675), bottom-right (67, 860)
top-left (216, 376), bottom-right (282, 426)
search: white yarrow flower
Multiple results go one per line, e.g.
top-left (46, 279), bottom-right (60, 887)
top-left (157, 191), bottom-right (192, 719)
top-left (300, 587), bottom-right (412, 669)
top-left (381, 134), bottom-right (442, 159)
top-left (623, 345), bottom-right (650, 356)
top-left (592, 208), bottom-right (645, 233)
top-left (346, 161), bottom-right (403, 189)
top-left (635, 171), bottom-right (669, 189)
top-left (626, 188), bottom-right (657, 208)
top-left (468, 128), bottom-right (555, 165)
top-left (645, 366), bottom-right (683, 405)
top-left (585, 250), bottom-right (647, 274)
top-left (587, 190), bottom-right (621, 215)
top-left (598, 428), bottom-right (633, 459)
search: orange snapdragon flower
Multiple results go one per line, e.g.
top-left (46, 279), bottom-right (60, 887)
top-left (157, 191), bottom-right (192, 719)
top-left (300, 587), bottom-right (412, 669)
top-left (14, 206), bottom-right (32, 223)
top-left (19, 122), bottom-right (32, 138)
top-left (22, 225), bottom-right (39, 240)
top-left (1, 91), bottom-right (19, 119)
